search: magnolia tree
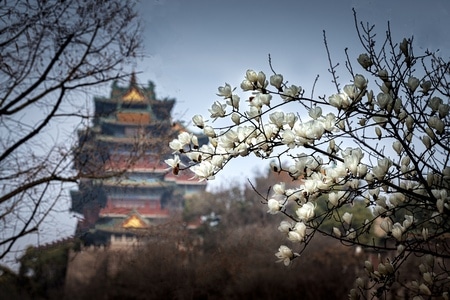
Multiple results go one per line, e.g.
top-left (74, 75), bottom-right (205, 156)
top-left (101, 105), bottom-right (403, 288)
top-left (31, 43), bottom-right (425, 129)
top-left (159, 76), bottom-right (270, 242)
top-left (166, 14), bottom-right (450, 299)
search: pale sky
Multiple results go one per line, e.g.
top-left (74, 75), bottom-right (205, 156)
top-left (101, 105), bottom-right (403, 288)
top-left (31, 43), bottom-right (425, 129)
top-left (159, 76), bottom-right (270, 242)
top-left (4, 0), bottom-right (450, 268)
top-left (137, 0), bottom-right (450, 189)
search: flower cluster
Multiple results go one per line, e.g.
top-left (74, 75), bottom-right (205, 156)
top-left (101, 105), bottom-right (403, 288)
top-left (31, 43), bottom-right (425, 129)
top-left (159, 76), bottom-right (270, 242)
top-left (166, 32), bottom-right (450, 297)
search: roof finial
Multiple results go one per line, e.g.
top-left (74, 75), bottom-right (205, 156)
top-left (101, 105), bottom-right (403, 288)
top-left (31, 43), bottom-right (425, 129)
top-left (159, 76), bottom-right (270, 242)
top-left (130, 71), bottom-right (137, 87)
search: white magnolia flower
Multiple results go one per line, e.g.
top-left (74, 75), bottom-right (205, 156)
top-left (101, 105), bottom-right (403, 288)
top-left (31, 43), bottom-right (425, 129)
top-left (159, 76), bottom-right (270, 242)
top-left (329, 92), bottom-right (350, 109)
top-left (169, 139), bottom-right (183, 152)
top-left (288, 222), bottom-right (307, 242)
top-left (380, 218), bottom-right (393, 234)
top-left (203, 125), bottom-right (216, 138)
top-left (269, 111), bottom-right (285, 127)
top-left (191, 161), bottom-right (215, 181)
top-left (354, 74), bottom-right (368, 90)
top-left (391, 222), bottom-right (404, 241)
top-left (164, 155), bottom-right (184, 170)
top-left (400, 38), bottom-right (408, 56)
top-left (227, 94), bottom-right (240, 109)
top-left (270, 74), bottom-right (283, 89)
top-left (178, 132), bottom-right (192, 146)
top-left (407, 76), bottom-right (420, 93)
top-left (273, 182), bottom-right (286, 195)
top-left (257, 71), bottom-right (268, 89)
top-left (296, 202), bottom-right (315, 222)
top-left (421, 80), bottom-right (432, 94)
top-left (275, 245), bottom-right (294, 266)
top-left (281, 129), bottom-right (296, 148)
top-left (372, 157), bottom-right (392, 180)
top-left (245, 69), bottom-right (258, 83)
top-left (377, 92), bottom-right (393, 109)
top-left (329, 191), bottom-right (346, 207)
top-left (392, 141), bottom-right (403, 155)
top-left (209, 101), bottom-right (226, 119)
top-left (342, 212), bottom-right (353, 225)
top-left (357, 53), bottom-right (372, 69)
top-left (429, 96), bottom-right (443, 111)
top-left (217, 83), bottom-right (233, 98)
top-left (231, 112), bottom-right (240, 125)
top-left (346, 228), bottom-right (357, 239)
top-left (285, 112), bottom-right (298, 128)
top-left (378, 69), bottom-right (389, 81)
top-left (278, 220), bottom-right (292, 233)
top-left (438, 103), bottom-right (450, 118)
top-left (308, 106), bottom-right (322, 120)
top-left (343, 84), bottom-right (357, 100)
top-left (428, 116), bottom-right (445, 134)
top-left (192, 114), bottom-right (205, 128)
top-left (240, 79), bottom-right (253, 91)
top-left (267, 198), bottom-right (282, 214)
top-left (333, 227), bottom-right (342, 238)
top-left (281, 84), bottom-right (301, 101)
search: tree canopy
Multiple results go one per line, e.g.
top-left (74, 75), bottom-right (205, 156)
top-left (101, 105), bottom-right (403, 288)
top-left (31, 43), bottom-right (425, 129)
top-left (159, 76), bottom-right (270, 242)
top-left (0, 0), bottom-right (141, 260)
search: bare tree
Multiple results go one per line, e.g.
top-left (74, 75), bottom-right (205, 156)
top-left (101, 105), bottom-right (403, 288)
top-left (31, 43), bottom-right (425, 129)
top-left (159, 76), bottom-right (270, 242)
top-left (0, 0), bottom-right (141, 260)
top-left (167, 10), bottom-right (450, 299)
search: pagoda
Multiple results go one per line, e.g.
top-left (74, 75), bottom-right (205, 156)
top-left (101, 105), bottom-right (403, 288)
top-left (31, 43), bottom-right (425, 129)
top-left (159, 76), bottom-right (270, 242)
top-left (70, 74), bottom-right (206, 245)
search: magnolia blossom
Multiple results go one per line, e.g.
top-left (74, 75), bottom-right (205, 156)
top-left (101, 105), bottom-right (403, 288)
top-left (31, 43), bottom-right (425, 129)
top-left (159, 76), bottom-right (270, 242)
top-left (267, 198), bottom-right (282, 214)
top-left (281, 84), bottom-right (301, 101)
top-left (391, 222), bottom-right (404, 241)
top-left (209, 101), bottom-right (226, 119)
top-left (269, 111), bottom-right (285, 127)
top-left (270, 74), bottom-right (283, 90)
top-left (333, 227), bottom-right (342, 238)
top-left (217, 83), bottom-right (233, 98)
top-left (308, 106), bottom-right (322, 120)
top-left (296, 202), bottom-right (315, 222)
top-left (245, 69), bottom-right (258, 82)
top-left (392, 141), bottom-right (403, 155)
top-left (169, 139), bottom-right (183, 152)
top-left (357, 53), bottom-right (372, 69)
top-left (273, 182), bottom-right (286, 195)
top-left (164, 155), bottom-right (184, 173)
top-left (328, 92), bottom-right (351, 109)
top-left (328, 191), bottom-right (346, 207)
top-left (278, 220), bottom-right (292, 233)
top-left (354, 74), bottom-right (368, 90)
top-left (203, 125), bottom-right (216, 138)
top-left (227, 94), bottom-right (240, 109)
top-left (372, 157), bottom-right (392, 180)
top-left (192, 114), bottom-right (205, 128)
top-left (288, 222), bottom-right (307, 242)
top-left (407, 76), bottom-right (420, 93)
top-left (342, 212), bottom-right (353, 225)
top-left (275, 245), bottom-right (294, 266)
top-left (191, 161), bottom-right (215, 181)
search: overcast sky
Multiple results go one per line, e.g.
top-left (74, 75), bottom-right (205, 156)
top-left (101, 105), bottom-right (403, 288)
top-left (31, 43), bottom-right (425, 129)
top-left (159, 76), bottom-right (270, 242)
top-left (136, 0), bottom-right (450, 189)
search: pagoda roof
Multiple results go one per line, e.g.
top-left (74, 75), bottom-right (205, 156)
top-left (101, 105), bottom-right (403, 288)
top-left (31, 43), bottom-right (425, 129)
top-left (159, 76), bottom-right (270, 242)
top-left (101, 178), bottom-right (174, 188)
top-left (99, 207), bottom-right (170, 219)
top-left (103, 154), bottom-right (171, 173)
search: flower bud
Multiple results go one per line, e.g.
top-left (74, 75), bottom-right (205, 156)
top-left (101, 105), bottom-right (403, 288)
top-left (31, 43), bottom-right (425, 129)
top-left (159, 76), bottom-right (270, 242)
top-left (407, 77), bottom-right (420, 93)
top-left (400, 38), bottom-right (408, 56)
top-left (270, 74), bottom-right (283, 90)
top-left (354, 74), bottom-right (368, 90)
top-left (245, 69), bottom-right (258, 82)
top-left (357, 53), bottom-right (372, 69)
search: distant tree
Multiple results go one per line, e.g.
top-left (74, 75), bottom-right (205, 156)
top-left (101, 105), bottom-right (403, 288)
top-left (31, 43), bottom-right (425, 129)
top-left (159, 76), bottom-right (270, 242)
top-left (0, 0), bottom-right (140, 259)
top-left (167, 10), bottom-right (450, 299)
